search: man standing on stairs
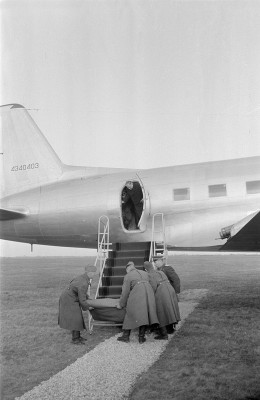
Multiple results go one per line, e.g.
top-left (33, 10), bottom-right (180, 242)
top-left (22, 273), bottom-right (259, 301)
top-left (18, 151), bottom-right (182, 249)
top-left (116, 261), bottom-right (159, 343)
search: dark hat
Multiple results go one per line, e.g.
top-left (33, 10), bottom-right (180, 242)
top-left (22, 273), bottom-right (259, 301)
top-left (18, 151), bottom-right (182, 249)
top-left (143, 261), bottom-right (154, 272)
top-left (126, 261), bottom-right (134, 269)
top-left (152, 254), bottom-right (165, 261)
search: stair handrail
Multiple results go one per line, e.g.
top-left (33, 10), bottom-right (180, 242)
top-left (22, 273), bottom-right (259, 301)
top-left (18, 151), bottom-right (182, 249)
top-left (149, 212), bottom-right (167, 262)
top-left (88, 215), bottom-right (112, 332)
top-left (94, 215), bottom-right (112, 299)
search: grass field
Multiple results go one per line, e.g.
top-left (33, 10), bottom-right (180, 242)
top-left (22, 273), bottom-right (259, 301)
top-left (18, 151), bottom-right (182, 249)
top-left (0, 254), bottom-right (260, 400)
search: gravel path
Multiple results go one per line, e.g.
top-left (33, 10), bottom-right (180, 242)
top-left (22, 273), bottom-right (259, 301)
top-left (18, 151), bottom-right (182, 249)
top-left (16, 289), bottom-right (208, 400)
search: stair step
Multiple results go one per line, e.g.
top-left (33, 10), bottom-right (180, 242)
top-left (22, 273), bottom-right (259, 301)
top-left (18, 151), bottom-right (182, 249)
top-left (99, 286), bottom-right (122, 297)
top-left (102, 276), bottom-right (124, 286)
top-left (110, 249), bottom-right (150, 259)
top-left (113, 242), bottom-right (150, 251)
top-left (106, 256), bottom-right (149, 267)
top-left (103, 265), bottom-right (143, 277)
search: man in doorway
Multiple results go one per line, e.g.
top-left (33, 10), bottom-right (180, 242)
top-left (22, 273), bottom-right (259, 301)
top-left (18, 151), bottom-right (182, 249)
top-left (122, 181), bottom-right (143, 226)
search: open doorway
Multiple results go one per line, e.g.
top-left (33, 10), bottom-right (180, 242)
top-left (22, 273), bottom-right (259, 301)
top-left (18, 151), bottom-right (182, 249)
top-left (121, 180), bottom-right (144, 231)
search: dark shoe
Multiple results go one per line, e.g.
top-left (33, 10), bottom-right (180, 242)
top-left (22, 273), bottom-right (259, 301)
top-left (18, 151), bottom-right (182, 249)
top-left (139, 336), bottom-right (146, 344)
top-left (71, 338), bottom-right (85, 345)
top-left (117, 335), bottom-right (130, 343)
top-left (154, 334), bottom-right (168, 340)
top-left (166, 324), bottom-right (175, 334)
top-left (148, 327), bottom-right (159, 335)
top-left (79, 336), bottom-right (87, 342)
top-left (117, 329), bottom-right (131, 343)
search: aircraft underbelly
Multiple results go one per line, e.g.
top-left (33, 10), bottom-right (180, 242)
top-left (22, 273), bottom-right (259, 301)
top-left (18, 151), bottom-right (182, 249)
top-left (0, 188), bottom-right (41, 242)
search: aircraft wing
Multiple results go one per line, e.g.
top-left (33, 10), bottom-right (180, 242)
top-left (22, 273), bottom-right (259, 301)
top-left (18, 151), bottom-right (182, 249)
top-left (220, 211), bottom-right (260, 251)
top-left (0, 207), bottom-right (28, 221)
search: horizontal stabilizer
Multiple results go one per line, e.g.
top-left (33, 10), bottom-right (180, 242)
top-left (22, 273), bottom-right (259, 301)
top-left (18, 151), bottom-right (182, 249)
top-left (0, 207), bottom-right (29, 221)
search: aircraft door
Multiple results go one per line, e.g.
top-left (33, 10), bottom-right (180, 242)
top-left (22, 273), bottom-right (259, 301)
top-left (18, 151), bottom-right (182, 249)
top-left (136, 173), bottom-right (151, 231)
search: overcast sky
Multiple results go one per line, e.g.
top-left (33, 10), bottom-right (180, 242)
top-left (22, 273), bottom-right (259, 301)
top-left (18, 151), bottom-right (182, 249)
top-left (1, 0), bottom-right (260, 256)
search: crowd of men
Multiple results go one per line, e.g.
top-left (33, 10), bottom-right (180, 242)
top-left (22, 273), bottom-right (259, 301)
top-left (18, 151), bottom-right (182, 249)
top-left (116, 255), bottom-right (180, 343)
top-left (58, 255), bottom-right (181, 345)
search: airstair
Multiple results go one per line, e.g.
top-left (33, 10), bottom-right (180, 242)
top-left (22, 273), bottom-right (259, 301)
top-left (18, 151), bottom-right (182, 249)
top-left (88, 213), bottom-right (166, 332)
top-left (149, 212), bottom-right (167, 262)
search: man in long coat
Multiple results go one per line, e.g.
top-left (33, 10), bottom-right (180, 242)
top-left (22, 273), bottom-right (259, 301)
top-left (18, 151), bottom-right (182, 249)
top-left (144, 261), bottom-right (181, 340)
top-left (117, 261), bottom-right (158, 343)
top-left (153, 255), bottom-right (181, 334)
top-left (58, 266), bottom-right (96, 344)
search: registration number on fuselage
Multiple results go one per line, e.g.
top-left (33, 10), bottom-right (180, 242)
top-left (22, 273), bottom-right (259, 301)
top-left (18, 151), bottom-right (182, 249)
top-left (11, 163), bottom-right (39, 171)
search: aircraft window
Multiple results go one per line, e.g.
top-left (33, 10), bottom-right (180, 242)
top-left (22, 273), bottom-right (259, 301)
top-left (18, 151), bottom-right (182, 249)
top-left (208, 184), bottom-right (227, 197)
top-left (173, 188), bottom-right (190, 201)
top-left (246, 180), bottom-right (260, 194)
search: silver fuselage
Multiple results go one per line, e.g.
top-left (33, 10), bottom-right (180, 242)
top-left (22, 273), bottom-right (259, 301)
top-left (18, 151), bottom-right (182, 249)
top-left (1, 156), bottom-right (259, 249)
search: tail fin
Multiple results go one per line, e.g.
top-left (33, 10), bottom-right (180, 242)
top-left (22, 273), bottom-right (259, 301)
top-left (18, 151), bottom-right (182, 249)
top-left (0, 104), bottom-right (64, 197)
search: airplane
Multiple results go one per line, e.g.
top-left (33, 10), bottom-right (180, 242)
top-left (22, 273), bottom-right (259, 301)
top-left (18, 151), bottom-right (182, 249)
top-left (0, 103), bottom-right (260, 253)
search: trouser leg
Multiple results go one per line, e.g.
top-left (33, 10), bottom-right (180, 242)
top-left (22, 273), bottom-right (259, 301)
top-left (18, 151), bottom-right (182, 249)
top-left (117, 329), bottom-right (131, 343)
top-left (72, 330), bottom-right (80, 340)
top-left (138, 325), bottom-right (146, 343)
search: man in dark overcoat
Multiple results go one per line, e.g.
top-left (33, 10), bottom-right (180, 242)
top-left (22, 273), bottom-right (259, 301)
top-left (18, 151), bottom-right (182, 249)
top-left (144, 261), bottom-right (181, 340)
top-left (58, 266), bottom-right (96, 344)
top-left (122, 181), bottom-right (143, 226)
top-left (116, 261), bottom-right (158, 343)
top-left (153, 255), bottom-right (181, 334)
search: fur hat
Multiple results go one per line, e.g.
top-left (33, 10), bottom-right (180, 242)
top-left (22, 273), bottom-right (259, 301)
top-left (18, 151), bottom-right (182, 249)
top-left (126, 261), bottom-right (134, 269)
top-left (143, 261), bottom-right (154, 272)
top-left (152, 254), bottom-right (165, 261)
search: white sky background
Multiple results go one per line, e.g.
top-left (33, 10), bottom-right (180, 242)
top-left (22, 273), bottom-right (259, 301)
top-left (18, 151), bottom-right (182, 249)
top-left (1, 0), bottom-right (260, 256)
